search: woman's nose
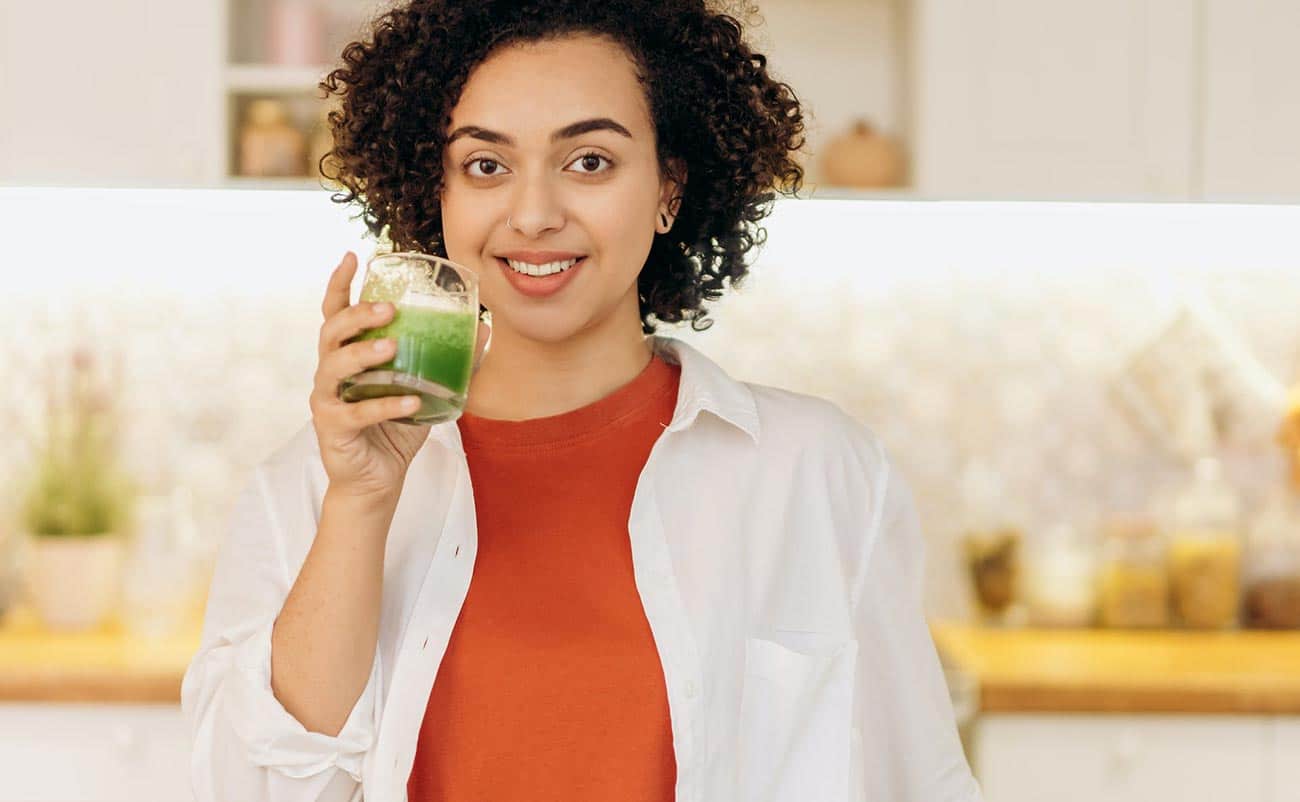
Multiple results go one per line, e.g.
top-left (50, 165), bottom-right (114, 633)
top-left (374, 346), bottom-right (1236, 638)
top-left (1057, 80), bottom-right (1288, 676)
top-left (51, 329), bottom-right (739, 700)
top-left (506, 173), bottom-right (565, 237)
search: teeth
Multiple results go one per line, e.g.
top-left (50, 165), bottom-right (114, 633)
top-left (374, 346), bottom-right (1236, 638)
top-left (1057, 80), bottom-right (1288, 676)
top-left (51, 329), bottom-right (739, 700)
top-left (506, 257), bottom-right (579, 277)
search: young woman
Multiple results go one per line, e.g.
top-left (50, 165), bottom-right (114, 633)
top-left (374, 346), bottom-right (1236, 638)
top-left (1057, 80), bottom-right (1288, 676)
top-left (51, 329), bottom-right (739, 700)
top-left (181, 2), bottom-right (982, 801)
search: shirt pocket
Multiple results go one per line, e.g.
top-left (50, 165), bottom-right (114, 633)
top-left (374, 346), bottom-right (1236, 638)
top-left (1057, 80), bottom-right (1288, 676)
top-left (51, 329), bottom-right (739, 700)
top-left (737, 632), bottom-right (859, 802)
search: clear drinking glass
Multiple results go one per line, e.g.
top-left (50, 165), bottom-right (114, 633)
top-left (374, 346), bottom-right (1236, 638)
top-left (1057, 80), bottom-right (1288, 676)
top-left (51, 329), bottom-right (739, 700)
top-left (338, 251), bottom-right (490, 425)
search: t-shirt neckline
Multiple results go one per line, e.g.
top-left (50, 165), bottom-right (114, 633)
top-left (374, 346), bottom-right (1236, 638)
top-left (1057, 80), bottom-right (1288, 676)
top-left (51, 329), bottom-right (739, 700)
top-left (455, 352), bottom-right (679, 449)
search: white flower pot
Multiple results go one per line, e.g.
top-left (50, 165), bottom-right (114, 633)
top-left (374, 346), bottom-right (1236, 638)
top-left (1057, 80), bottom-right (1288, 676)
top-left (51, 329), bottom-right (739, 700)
top-left (23, 534), bottom-right (125, 632)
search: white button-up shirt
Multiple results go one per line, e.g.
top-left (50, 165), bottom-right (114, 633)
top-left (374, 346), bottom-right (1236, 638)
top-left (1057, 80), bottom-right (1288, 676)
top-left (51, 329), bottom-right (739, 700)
top-left (181, 334), bottom-right (983, 802)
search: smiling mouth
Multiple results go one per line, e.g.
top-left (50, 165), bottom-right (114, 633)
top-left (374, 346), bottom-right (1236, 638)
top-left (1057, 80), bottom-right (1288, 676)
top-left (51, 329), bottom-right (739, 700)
top-left (497, 256), bottom-right (587, 277)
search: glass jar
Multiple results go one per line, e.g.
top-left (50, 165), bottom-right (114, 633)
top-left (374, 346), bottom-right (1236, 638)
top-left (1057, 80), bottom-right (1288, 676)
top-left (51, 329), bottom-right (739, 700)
top-left (0, 465), bottom-right (26, 623)
top-left (1023, 522), bottom-right (1097, 627)
top-left (963, 527), bottom-right (1022, 625)
top-left (0, 523), bottom-right (18, 623)
top-left (119, 487), bottom-right (202, 639)
top-left (1280, 384), bottom-right (1300, 491)
top-left (1242, 489), bottom-right (1300, 629)
top-left (1097, 517), bottom-right (1169, 628)
top-left (265, 0), bottom-right (325, 66)
top-left (1167, 456), bottom-right (1242, 629)
top-left (238, 98), bottom-right (306, 178)
top-left (958, 461), bottom-right (1024, 626)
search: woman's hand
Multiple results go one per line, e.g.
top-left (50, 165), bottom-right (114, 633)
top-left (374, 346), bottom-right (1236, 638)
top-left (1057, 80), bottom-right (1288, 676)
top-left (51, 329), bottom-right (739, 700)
top-left (309, 251), bottom-right (490, 503)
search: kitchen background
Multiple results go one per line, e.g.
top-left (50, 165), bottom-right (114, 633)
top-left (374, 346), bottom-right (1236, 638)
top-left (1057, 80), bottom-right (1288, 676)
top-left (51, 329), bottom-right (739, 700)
top-left (2, 1), bottom-right (1299, 801)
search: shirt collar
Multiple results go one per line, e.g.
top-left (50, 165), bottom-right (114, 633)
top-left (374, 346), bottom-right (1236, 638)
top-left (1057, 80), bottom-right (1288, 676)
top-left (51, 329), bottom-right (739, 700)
top-left (428, 334), bottom-right (760, 454)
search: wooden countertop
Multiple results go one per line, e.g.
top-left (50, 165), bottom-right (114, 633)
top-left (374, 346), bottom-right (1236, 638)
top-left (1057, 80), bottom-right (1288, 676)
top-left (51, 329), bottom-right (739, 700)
top-left (931, 621), bottom-right (1300, 715)
top-left (6, 609), bottom-right (1298, 711)
top-left (0, 605), bottom-right (201, 704)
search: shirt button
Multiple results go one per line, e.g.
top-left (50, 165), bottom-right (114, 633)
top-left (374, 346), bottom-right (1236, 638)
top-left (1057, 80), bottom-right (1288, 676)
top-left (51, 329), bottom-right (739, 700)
top-left (685, 680), bottom-right (697, 699)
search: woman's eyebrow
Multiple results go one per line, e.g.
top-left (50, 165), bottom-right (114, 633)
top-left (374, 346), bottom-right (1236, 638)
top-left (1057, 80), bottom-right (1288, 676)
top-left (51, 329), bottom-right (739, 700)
top-left (445, 118), bottom-right (633, 146)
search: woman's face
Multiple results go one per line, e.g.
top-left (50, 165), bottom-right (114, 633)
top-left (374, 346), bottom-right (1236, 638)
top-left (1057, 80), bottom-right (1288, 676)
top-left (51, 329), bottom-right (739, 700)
top-left (440, 33), bottom-right (681, 346)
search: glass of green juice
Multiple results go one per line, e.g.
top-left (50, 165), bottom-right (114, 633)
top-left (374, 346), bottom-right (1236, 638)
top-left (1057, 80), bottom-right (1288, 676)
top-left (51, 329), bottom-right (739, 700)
top-left (338, 251), bottom-right (490, 425)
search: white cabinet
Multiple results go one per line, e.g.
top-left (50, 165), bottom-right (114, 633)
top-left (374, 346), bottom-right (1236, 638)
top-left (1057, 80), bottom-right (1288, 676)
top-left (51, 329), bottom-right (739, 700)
top-left (910, 0), bottom-right (1199, 200)
top-left (973, 714), bottom-right (1300, 802)
top-left (911, 0), bottom-right (1300, 201)
top-left (0, 1), bottom-right (223, 187)
top-left (1271, 719), bottom-right (1300, 802)
top-left (0, 704), bottom-right (191, 802)
top-left (1200, 0), bottom-right (1300, 202)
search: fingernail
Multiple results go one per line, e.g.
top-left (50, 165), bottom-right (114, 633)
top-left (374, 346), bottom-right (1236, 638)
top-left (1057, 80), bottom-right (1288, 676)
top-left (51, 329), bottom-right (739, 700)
top-left (374, 302), bottom-right (392, 315)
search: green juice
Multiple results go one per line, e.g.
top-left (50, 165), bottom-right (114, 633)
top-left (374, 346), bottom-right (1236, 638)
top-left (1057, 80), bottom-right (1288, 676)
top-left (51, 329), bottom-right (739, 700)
top-left (339, 303), bottom-right (478, 424)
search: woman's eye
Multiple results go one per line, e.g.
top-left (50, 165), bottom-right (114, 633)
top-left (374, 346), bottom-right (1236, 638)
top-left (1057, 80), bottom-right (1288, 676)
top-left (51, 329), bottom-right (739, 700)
top-left (462, 154), bottom-right (610, 177)
top-left (567, 152), bottom-right (612, 174)
top-left (465, 158), bottom-right (506, 178)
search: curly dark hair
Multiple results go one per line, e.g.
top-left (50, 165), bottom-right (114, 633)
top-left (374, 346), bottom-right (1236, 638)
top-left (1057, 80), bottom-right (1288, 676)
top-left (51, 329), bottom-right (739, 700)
top-left (319, 0), bottom-right (806, 334)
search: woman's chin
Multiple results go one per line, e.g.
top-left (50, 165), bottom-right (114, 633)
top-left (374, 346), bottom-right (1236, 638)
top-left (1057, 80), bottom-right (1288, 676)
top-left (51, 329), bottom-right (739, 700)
top-left (488, 309), bottom-right (589, 347)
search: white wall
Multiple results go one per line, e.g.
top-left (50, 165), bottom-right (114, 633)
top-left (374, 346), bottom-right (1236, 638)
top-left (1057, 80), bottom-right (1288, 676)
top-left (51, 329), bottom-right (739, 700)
top-left (1201, 0), bottom-right (1300, 201)
top-left (749, 0), bottom-right (905, 185)
top-left (0, 0), bottom-right (896, 189)
top-left (0, 1), bottom-right (223, 186)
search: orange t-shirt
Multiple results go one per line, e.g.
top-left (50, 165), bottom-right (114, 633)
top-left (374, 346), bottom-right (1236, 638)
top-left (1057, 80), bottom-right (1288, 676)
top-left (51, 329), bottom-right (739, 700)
top-left (406, 352), bottom-right (682, 802)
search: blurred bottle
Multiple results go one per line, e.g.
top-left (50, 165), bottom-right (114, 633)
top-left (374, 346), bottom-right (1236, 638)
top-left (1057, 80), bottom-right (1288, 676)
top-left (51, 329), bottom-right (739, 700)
top-left (1097, 516), bottom-right (1170, 628)
top-left (958, 461), bottom-right (1024, 626)
top-left (1243, 487), bottom-right (1300, 629)
top-left (0, 518), bottom-right (17, 624)
top-left (819, 119), bottom-right (906, 188)
top-left (265, 0), bottom-right (325, 66)
top-left (119, 487), bottom-right (201, 640)
top-left (0, 459), bottom-right (15, 622)
top-left (1167, 456), bottom-right (1242, 629)
top-left (1280, 382), bottom-right (1300, 490)
top-left (239, 99), bottom-right (307, 177)
top-left (1023, 522), bottom-right (1098, 627)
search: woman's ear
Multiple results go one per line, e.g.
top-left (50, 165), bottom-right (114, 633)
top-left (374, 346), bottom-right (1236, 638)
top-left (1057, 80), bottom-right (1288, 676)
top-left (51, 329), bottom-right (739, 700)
top-left (662, 157), bottom-right (687, 216)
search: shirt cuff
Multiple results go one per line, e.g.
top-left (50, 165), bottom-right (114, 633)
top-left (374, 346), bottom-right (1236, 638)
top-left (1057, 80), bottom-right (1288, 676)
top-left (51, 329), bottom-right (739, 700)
top-left (224, 617), bottom-right (381, 782)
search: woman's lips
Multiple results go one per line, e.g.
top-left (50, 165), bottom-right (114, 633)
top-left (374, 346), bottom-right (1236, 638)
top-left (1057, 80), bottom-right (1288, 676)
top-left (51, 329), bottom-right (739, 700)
top-left (497, 256), bottom-right (587, 299)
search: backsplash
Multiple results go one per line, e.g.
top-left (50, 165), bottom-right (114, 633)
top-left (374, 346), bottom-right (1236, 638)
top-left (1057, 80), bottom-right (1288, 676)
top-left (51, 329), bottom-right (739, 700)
top-left (675, 262), bottom-right (1300, 615)
top-left (5, 191), bottom-right (1299, 617)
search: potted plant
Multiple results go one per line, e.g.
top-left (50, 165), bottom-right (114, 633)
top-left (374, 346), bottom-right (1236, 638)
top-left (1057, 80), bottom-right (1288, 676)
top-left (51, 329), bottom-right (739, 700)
top-left (17, 345), bottom-right (138, 631)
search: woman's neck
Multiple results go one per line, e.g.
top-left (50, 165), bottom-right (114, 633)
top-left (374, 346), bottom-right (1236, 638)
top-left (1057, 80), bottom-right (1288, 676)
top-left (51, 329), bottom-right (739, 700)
top-left (461, 319), bottom-right (654, 422)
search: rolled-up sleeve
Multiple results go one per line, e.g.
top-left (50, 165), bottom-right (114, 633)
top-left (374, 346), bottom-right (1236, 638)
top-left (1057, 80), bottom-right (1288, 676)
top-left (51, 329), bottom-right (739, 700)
top-left (181, 466), bottom-right (382, 802)
top-left (850, 447), bottom-right (984, 802)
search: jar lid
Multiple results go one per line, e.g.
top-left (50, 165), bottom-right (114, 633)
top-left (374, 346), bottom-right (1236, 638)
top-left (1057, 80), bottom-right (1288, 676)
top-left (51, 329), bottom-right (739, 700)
top-left (1172, 456), bottom-right (1240, 527)
top-left (246, 98), bottom-right (290, 127)
top-left (1102, 515), bottom-right (1159, 540)
top-left (1250, 488), bottom-right (1300, 548)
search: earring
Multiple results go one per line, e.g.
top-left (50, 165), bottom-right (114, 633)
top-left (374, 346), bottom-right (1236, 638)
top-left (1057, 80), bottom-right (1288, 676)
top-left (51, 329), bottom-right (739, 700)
top-left (658, 210), bottom-right (671, 231)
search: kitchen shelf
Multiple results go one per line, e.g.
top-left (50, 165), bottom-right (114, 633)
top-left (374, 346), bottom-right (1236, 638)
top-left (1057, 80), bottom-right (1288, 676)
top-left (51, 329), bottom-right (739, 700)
top-left (214, 179), bottom-right (921, 198)
top-left (222, 0), bottom-right (364, 183)
top-left (225, 64), bottom-right (332, 94)
top-left (223, 175), bottom-right (331, 191)
top-left (218, 1), bottom-right (906, 190)
top-left (798, 185), bottom-right (920, 201)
